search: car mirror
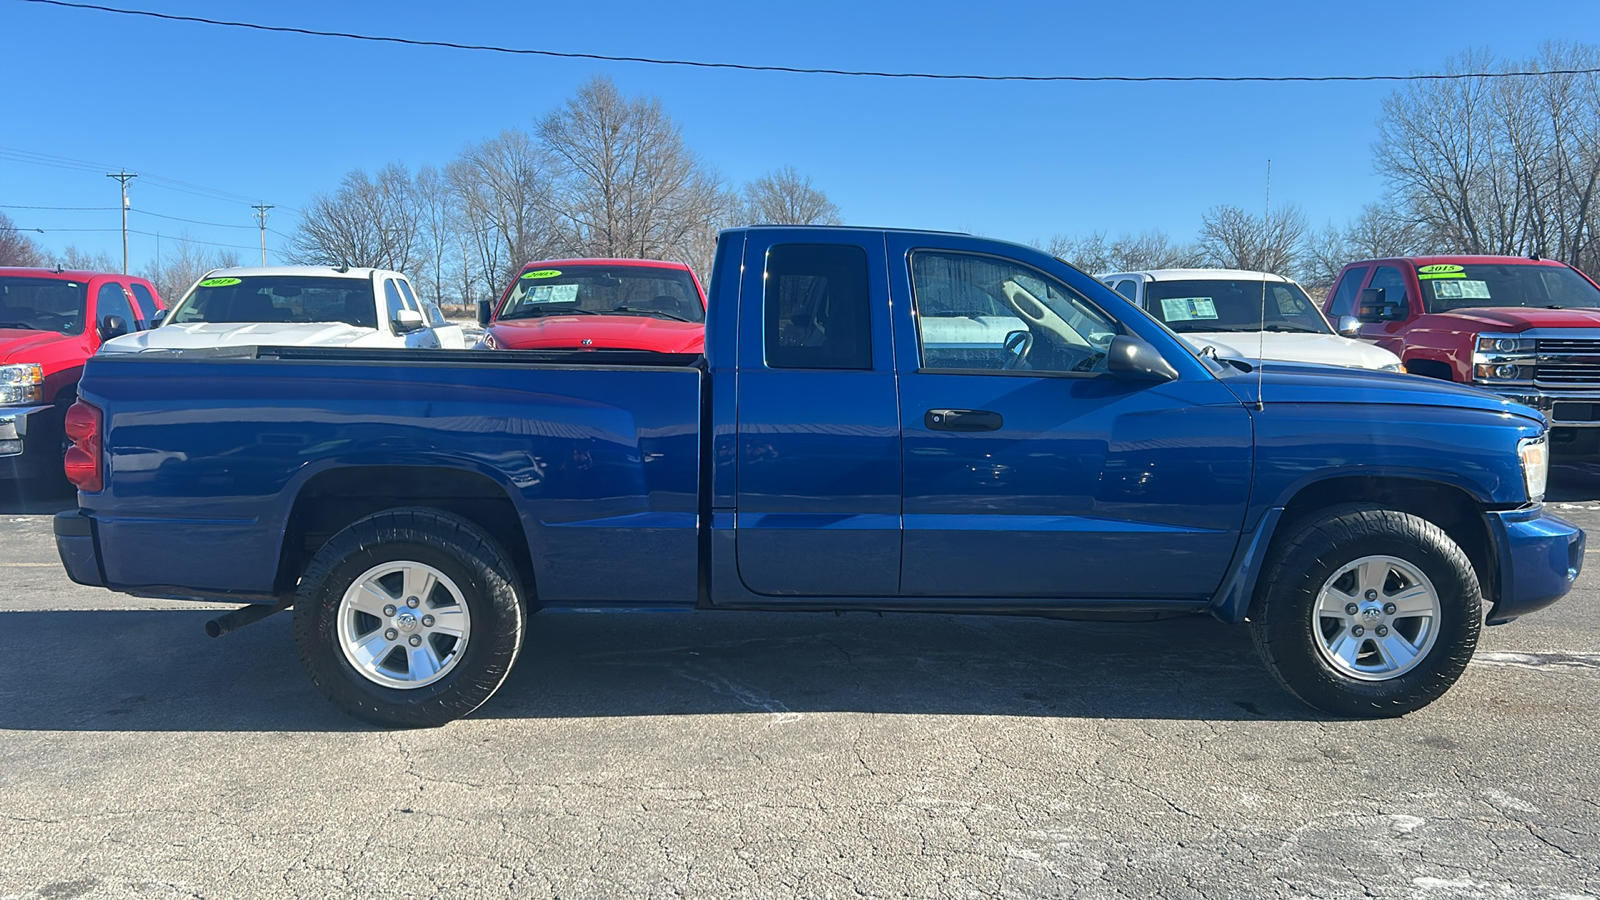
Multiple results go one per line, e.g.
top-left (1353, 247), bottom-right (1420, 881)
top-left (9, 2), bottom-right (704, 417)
top-left (1357, 288), bottom-right (1407, 322)
top-left (98, 315), bottom-right (129, 341)
top-left (392, 309), bottom-right (425, 333)
top-left (476, 299), bottom-right (493, 328)
top-left (1106, 334), bottom-right (1179, 383)
top-left (148, 309), bottom-right (168, 328)
top-left (1336, 315), bottom-right (1362, 337)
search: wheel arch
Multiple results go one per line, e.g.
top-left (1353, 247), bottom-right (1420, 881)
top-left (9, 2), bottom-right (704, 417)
top-left (275, 464), bottom-right (536, 607)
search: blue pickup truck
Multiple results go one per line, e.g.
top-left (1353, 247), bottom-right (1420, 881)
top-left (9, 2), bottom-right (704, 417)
top-left (54, 227), bottom-right (1583, 726)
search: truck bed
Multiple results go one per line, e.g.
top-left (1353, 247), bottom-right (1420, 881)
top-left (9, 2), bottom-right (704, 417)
top-left (75, 346), bottom-right (704, 606)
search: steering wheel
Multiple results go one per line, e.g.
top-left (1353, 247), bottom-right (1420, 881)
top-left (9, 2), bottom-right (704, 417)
top-left (1002, 330), bottom-right (1033, 370)
top-left (30, 312), bottom-right (69, 330)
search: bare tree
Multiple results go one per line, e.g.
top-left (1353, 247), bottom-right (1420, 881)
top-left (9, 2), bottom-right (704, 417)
top-left (52, 244), bottom-right (118, 272)
top-left (140, 233), bottom-right (241, 302)
top-left (539, 76), bottom-right (729, 269)
top-left (741, 166), bottom-right (842, 225)
top-left (1298, 205), bottom-right (1425, 292)
top-left (1040, 229), bottom-right (1202, 273)
top-left (288, 163), bottom-right (423, 271)
top-left (1198, 203), bottom-right (1308, 272)
top-left (0, 212), bottom-right (44, 266)
top-left (448, 129), bottom-right (556, 301)
top-left (412, 164), bottom-right (459, 308)
top-left (1040, 231), bottom-right (1112, 273)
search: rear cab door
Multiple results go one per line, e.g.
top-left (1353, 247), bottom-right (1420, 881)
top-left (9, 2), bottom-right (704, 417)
top-left (886, 233), bottom-right (1254, 601)
top-left (731, 229), bottom-right (903, 597)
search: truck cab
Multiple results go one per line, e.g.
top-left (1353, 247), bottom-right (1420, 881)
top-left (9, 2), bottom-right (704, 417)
top-left (1324, 255), bottom-right (1600, 435)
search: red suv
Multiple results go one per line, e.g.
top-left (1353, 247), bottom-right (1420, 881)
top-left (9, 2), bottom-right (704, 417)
top-left (477, 258), bottom-right (706, 353)
top-left (1, 267), bottom-right (164, 481)
top-left (1324, 255), bottom-right (1600, 436)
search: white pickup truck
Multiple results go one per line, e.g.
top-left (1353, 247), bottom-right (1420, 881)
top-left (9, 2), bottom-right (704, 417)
top-left (101, 266), bottom-right (465, 354)
top-left (1099, 268), bottom-right (1401, 371)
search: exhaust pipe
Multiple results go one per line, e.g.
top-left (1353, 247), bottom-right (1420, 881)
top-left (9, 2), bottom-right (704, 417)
top-left (205, 601), bottom-right (291, 638)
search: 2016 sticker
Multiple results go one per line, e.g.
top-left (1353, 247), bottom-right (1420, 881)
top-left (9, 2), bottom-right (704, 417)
top-left (198, 277), bottom-right (242, 287)
top-left (521, 269), bottom-right (562, 279)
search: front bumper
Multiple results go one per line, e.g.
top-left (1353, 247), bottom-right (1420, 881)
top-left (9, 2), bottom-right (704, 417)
top-left (1485, 505), bottom-right (1585, 624)
top-left (55, 509), bottom-right (105, 587)
top-left (1493, 389), bottom-right (1600, 428)
top-left (0, 403), bottom-right (55, 477)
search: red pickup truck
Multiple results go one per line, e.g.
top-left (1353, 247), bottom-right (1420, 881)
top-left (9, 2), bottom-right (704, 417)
top-left (0, 267), bottom-right (163, 480)
top-left (1324, 255), bottom-right (1600, 442)
top-left (476, 258), bottom-right (706, 353)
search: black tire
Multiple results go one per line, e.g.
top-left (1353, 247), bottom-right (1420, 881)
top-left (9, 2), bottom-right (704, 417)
top-left (292, 507), bottom-right (525, 727)
top-left (1248, 503), bottom-right (1481, 718)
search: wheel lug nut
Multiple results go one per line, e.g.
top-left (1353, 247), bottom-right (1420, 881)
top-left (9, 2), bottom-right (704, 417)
top-left (408, 635), bottom-right (422, 647)
top-left (1375, 625), bottom-right (1389, 637)
top-left (384, 628), bottom-right (398, 641)
top-left (1364, 590), bottom-right (1378, 600)
top-left (383, 605), bottom-right (396, 617)
top-left (1345, 603), bottom-right (1360, 616)
top-left (1352, 625), bottom-right (1365, 637)
top-left (406, 597), bottom-right (420, 609)
top-left (1383, 603), bottom-right (1397, 615)
top-left (422, 615), bottom-right (435, 627)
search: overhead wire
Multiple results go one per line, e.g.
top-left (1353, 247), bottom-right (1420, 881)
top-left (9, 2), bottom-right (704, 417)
top-left (15, 0), bottom-right (1600, 84)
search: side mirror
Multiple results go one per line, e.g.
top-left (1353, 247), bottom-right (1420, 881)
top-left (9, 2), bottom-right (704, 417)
top-left (1357, 288), bottom-right (1406, 322)
top-left (98, 315), bottom-right (129, 341)
top-left (148, 309), bottom-right (168, 328)
top-left (1336, 315), bottom-right (1362, 337)
top-left (392, 309), bottom-right (425, 333)
top-left (476, 299), bottom-right (493, 328)
top-left (1106, 334), bottom-right (1179, 383)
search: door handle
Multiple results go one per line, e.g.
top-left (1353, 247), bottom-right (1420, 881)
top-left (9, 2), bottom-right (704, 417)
top-left (925, 409), bottom-right (1003, 431)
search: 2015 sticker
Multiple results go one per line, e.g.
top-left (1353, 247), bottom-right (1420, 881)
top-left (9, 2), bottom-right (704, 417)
top-left (198, 277), bottom-right (242, 287)
top-left (1417, 264), bottom-right (1464, 274)
top-left (521, 269), bottom-right (562, 279)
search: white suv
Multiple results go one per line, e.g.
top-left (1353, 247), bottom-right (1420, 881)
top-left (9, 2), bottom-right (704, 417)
top-left (1099, 268), bottom-right (1401, 371)
top-left (101, 266), bottom-right (465, 353)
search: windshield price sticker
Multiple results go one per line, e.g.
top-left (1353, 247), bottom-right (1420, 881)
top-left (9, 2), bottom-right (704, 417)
top-left (1433, 279), bottom-right (1491, 300)
top-left (521, 269), bottom-right (562, 280)
top-left (1418, 264), bottom-right (1465, 280)
top-left (1160, 297), bottom-right (1219, 322)
top-left (198, 277), bottom-right (242, 287)
top-left (530, 284), bottom-right (579, 303)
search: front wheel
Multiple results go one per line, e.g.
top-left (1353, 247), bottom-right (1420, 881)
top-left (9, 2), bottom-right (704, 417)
top-left (292, 508), bottom-right (525, 727)
top-left (1249, 504), bottom-right (1481, 718)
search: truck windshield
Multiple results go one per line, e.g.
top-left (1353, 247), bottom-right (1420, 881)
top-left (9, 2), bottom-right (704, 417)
top-left (0, 277), bottom-right (89, 335)
top-left (1142, 279), bottom-right (1331, 335)
top-left (170, 276), bottom-right (378, 328)
top-left (1417, 263), bottom-right (1600, 312)
top-left (499, 265), bottom-right (704, 323)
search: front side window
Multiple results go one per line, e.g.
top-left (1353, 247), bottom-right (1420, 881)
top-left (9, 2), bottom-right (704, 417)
top-left (1366, 266), bottom-right (1411, 318)
top-left (499, 265), bottom-right (704, 324)
top-left (383, 280), bottom-right (407, 327)
top-left (764, 244), bottom-right (873, 370)
top-left (1143, 279), bottom-right (1331, 335)
top-left (912, 251), bottom-right (1118, 373)
top-left (95, 282), bottom-right (136, 329)
top-left (0, 277), bottom-right (88, 335)
top-left (1417, 263), bottom-right (1600, 312)
top-left (171, 276), bottom-right (378, 328)
top-left (398, 279), bottom-right (448, 326)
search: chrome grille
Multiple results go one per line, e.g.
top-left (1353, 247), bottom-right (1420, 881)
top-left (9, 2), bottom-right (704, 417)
top-left (1536, 363), bottom-right (1600, 386)
top-left (1537, 338), bottom-right (1600, 355)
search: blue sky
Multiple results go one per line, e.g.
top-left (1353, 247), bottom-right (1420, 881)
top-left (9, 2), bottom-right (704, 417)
top-left (4, 0), bottom-right (1600, 275)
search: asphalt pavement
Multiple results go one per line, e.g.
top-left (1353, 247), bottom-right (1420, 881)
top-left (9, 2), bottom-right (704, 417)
top-left (3, 465), bottom-right (1599, 899)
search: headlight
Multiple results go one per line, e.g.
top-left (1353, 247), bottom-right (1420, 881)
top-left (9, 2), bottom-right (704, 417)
top-left (0, 364), bottom-right (44, 405)
top-left (1519, 435), bottom-right (1549, 503)
top-left (1379, 362), bottom-right (1403, 372)
top-left (1472, 333), bottom-right (1535, 383)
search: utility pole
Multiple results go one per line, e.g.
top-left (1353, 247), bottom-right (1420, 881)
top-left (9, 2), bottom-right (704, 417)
top-left (252, 203), bottom-right (273, 266)
top-left (106, 170), bottom-right (137, 273)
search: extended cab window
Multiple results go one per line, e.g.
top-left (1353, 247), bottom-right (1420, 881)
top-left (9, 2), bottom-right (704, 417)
top-left (127, 283), bottom-right (159, 328)
top-left (764, 244), bottom-right (872, 370)
top-left (912, 251), bottom-right (1117, 373)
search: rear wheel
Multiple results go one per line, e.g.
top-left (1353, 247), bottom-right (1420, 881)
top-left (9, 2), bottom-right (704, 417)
top-left (292, 508), bottom-right (524, 727)
top-left (1249, 504), bottom-right (1481, 717)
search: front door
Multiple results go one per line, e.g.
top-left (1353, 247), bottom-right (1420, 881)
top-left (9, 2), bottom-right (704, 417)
top-left (889, 238), bottom-right (1253, 600)
top-left (734, 233), bottom-right (903, 596)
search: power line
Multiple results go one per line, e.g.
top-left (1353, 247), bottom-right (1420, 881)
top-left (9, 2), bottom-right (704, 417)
top-left (135, 209), bottom-right (257, 229)
top-left (0, 204), bottom-right (118, 210)
top-left (17, 0), bottom-right (1600, 84)
top-left (0, 147), bottom-right (301, 214)
top-left (8, 224), bottom-right (261, 252)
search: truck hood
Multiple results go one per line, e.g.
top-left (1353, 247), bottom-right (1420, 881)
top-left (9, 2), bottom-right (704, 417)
top-left (1180, 332), bottom-right (1400, 370)
top-left (99, 322), bottom-right (380, 353)
top-left (1433, 306), bottom-right (1600, 331)
top-left (1221, 362), bottom-right (1543, 424)
top-left (0, 328), bottom-right (75, 363)
top-left (488, 315), bottom-right (705, 353)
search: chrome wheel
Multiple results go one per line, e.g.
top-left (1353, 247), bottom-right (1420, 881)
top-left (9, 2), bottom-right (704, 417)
top-left (337, 561), bottom-right (471, 690)
top-left (1313, 555), bottom-right (1441, 682)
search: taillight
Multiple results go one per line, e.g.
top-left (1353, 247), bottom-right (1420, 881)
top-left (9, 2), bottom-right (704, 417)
top-left (63, 400), bottom-right (103, 492)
